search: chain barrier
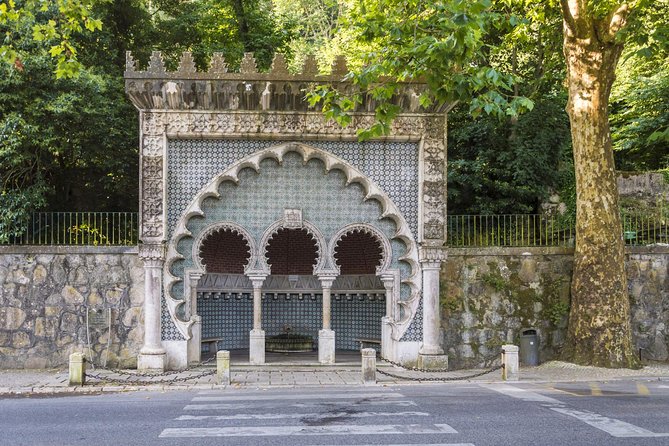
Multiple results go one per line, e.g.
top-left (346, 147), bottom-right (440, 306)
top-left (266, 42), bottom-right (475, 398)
top-left (377, 354), bottom-right (503, 382)
top-left (84, 355), bottom-right (217, 385)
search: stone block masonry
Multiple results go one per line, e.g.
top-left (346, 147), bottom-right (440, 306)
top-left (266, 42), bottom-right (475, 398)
top-left (0, 247), bottom-right (144, 369)
top-left (442, 246), bottom-right (669, 369)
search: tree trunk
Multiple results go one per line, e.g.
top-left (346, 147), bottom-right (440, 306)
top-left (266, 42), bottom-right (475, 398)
top-left (560, 5), bottom-right (638, 368)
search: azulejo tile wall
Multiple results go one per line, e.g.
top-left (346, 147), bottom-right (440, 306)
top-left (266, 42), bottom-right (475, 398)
top-left (198, 292), bottom-right (385, 351)
top-left (167, 140), bottom-right (419, 238)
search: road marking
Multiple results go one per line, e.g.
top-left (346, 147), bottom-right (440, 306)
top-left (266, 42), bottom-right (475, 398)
top-left (192, 392), bottom-right (404, 402)
top-left (589, 383), bottom-right (602, 396)
top-left (550, 407), bottom-right (669, 438)
top-left (483, 384), bottom-right (563, 404)
top-left (305, 444), bottom-right (475, 446)
top-left (159, 424), bottom-right (458, 437)
top-left (637, 383), bottom-right (650, 395)
top-left (660, 385), bottom-right (669, 389)
top-left (176, 411), bottom-right (430, 421)
top-left (184, 400), bottom-right (419, 411)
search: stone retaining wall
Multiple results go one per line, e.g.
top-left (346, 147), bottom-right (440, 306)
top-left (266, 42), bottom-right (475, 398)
top-left (442, 246), bottom-right (669, 368)
top-left (0, 247), bottom-right (143, 369)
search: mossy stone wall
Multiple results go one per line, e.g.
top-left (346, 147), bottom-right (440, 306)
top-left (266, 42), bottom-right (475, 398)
top-left (442, 246), bottom-right (668, 368)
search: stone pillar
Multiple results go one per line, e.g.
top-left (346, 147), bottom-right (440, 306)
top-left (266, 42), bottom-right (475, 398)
top-left (217, 350), bottom-right (231, 386)
top-left (248, 275), bottom-right (266, 365)
top-left (502, 344), bottom-right (519, 381)
top-left (361, 348), bottom-right (377, 385)
top-left (137, 243), bottom-right (167, 371)
top-left (418, 247), bottom-right (448, 370)
top-left (186, 272), bottom-right (203, 364)
top-left (380, 274), bottom-right (396, 361)
top-left (318, 274), bottom-right (336, 364)
top-left (69, 352), bottom-right (86, 386)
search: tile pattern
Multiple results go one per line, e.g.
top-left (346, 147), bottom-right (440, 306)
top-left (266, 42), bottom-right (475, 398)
top-left (162, 143), bottom-right (420, 342)
top-left (198, 292), bottom-right (385, 350)
top-left (166, 139), bottom-right (419, 238)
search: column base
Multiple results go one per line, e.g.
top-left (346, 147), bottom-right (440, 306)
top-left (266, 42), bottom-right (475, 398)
top-left (318, 329), bottom-right (335, 364)
top-left (249, 329), bottom-right (265, 365)
top-left (137, 351), bottom-right (167, 371)
top-left (417, 353), bottom-right (448, 370)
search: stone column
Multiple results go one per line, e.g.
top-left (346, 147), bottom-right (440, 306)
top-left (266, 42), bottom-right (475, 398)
top-left (248, 275), bottom-right (266, 365)
top-left (186, 271), bottom-right (204, 364)
top-left (380, 273), bottom-right (396, 361)
top-left (318, 274), bottom-right (336, 364)
top-left (418, 247), bottom-right (448, 369)
top-left (137, 243), bottom-right (167, 371)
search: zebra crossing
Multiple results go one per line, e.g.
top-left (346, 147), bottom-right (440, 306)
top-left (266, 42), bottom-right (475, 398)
top-left (159, 387), bottom-right (473, 445)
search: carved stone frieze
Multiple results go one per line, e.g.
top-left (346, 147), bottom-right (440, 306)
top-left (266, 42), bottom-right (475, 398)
top-left (141, 156), bottom-right (164, 239)
top-left (139, 242), bottom-right (166, 262)
top-left (142, 136), bottom-right (163, 156)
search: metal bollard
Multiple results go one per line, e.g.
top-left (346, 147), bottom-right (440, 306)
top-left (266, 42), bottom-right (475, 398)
top-left (501, 344), bottom-right (519, 381)
top-left (361, 348), bottom-right (376, 385)
top-left (69, 352), bottom-right (86, 386)
top-left (217, 350), bottom-right (230, 386)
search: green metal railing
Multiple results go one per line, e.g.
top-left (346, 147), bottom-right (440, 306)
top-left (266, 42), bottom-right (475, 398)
top-left (2, 211), bottom-right (666, 248)
top-left (1, 212), bottom-right (138, 246)
top-left (447, 212), bottom-right (668, 248)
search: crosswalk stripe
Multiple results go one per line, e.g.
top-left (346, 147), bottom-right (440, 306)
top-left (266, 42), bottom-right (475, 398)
top-left (184, 400), bottom-right (419, 411)
top-left (483, 384), bottom-right (562, 404)
top-left (176, 411), bottom-right (430, 421)
top-left (305, 444), bottom-right (475, 446)
top-left (159, 424), bottom-right (459, 437)
top-left (550, 407), bottom-right (669, 438)
top-left (192, 392), bottom-right (404, 402)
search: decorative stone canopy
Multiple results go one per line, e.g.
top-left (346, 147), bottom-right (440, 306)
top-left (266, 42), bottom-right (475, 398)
top-left (125, 51), bottom-right (442, 113)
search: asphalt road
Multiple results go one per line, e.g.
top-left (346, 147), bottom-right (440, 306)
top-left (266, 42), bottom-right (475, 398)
top-left (1, 380), bottom-right (668, 446)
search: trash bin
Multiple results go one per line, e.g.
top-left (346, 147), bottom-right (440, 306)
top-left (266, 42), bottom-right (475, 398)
top-left (520, 329), bottom-right (539, 366)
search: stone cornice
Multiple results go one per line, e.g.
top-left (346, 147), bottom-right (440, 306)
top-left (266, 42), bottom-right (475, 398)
top-left (125, 51), bottom-right (447, 114)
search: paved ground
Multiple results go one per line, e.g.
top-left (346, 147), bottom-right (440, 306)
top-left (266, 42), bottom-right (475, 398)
top-left (2, 380), bottom-right (669, 445)
top-left (1, 360), bottom-right (668, 395)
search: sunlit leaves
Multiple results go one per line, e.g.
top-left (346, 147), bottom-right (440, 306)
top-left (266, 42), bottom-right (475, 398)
top-left (306, 0), bottom-right (534, 139)
top-left (0, 0), bottom-right (102, 78)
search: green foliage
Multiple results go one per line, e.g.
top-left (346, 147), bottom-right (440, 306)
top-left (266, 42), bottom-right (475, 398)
top-left (306, 0), bottom-right (535, 139)
top-left (0, 0), bottom-right (102, 78)
top-left (448, 99), bottom-right (571, 214)
top-left (545, 300), bottom-right (569, 326)
top-left (611, 21), bottom-right (669, 171)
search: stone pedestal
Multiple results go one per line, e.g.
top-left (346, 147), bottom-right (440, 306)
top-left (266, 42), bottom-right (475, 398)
top-left (502, 344), bottom-right (519, 381)
top-left (138, 350), bottom-right (167, 371)
top-left (418, 353), bottom-right (448, 370)
top-left (318, 329), bottom-right (335, 364)
top-left (361, 348), bottom-right (376, 385)
top-left (249, 329), bottom-right (265, 365)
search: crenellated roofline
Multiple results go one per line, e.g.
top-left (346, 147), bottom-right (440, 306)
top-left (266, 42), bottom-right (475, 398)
top-left (124, 51), bottom-right (446, 113)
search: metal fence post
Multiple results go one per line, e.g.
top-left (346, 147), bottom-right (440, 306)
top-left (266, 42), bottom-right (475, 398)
top-left (501, 345), bottom-right (519, 381)
top-left (69, 352), bottom-right (86, 386)
top-left (217, 350), bottom-right (230, 386)
top-left (361, 348), bottom-right (376, 385)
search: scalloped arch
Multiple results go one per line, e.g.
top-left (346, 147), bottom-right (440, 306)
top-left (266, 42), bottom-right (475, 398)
top-left (330, 223), bottom-right (392, 275)
top-left (191, 221), bottom-right (256, 273)
top-left (164, 141), bottom-right (421, 340)
top-left (258, 219), bottom-right (328, 274)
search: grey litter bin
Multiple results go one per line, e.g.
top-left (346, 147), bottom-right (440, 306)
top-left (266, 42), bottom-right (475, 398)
top-left (520, 329), bottom-right (539, 366)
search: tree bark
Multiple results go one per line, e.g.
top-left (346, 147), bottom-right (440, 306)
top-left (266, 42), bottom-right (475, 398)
top-left (560, 1), bottom-right (638, 368)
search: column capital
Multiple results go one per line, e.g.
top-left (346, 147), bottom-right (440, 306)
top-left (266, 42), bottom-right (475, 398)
top-left (379, 274), bottom-right (395, 291)
top-left (247, 275), bottom-right (267, 289)
top-left (418, 246), bottom-right (447, 267)
top-left (139, 242), bottom-right (166, 264)
top-left (317, 272), bottom-right (338, 289)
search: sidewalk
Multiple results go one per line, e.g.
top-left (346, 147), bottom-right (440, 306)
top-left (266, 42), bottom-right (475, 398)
top-left (1, 361), bottom-right (668, 396)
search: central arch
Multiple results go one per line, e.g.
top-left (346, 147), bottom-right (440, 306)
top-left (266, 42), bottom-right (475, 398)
top-left (164, 142), bottom-right (420, 364)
